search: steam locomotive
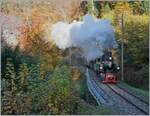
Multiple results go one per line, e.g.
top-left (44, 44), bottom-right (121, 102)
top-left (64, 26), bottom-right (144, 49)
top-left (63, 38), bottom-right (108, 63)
top-left (88, 51), bottom-right (120, 83)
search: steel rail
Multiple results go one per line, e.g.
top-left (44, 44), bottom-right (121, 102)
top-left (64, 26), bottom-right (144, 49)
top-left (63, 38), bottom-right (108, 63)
top-left (116, 84), bottom-right (149, 105)
top-left (86, 68), bottom-right (107, 105)
top-left (107, 84), bottom-right (149, 115)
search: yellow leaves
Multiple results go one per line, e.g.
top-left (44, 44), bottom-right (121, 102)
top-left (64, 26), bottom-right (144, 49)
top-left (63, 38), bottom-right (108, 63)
top-left (115, 13), bottom-right (148, 49)
top-left (39, 63), bottom-right (46, 80)
top-left (114, 26), bottom-right (122, 40)
top-left (115, 2), bottom-right (131, 14)
top-left (71, 68), bottom-right (81, 81)
top-left (19, 63), bottom-right (29, 86)
top-left (40, 56), bottom-right (54, 71)
top-left (125, 14), bottom-right (148, 25)
top-left (102, 11), bottom-right (115, 22)
top-left (19, 4), bottom-right (63, 53)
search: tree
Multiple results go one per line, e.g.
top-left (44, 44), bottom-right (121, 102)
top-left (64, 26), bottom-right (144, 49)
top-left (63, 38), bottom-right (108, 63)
top-left (18, 6), bottom-right (61, 70)
top-left (66, 0), bottom-right (82, 22)
top-left (18, 63), bottom-right (29, 92)
top-left (26, 63), bottom-right (51, 114)
top-left (128, 1), bottom-right (148, 15)
top-left (115, 13), bottom-right (149, 89)
top-left (85, 0), bottom-right (98, 17)
top-left (2, 58), bottom-right (18, 114)
top-left (48, 66), bottom-right (78, 114)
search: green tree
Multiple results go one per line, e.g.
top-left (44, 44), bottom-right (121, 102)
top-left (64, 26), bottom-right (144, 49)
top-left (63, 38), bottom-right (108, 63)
top-left (128, 1), bottom-right (149, 15)
top-left (18, 63), bottom-right (29, 92)
top-left (27, 63), bottom-right (50, 114)
top-left (2, 59), bottom-right (32, 115)
top-left (48, 66), bottom-right (70, 114)
top-left (115, 14), bottom-right (149, 89)
top-left (2, 58), bottom-right (18, 114)
top-left (86, 0), bottom-right (98, 17)
top-left (123, 14), bottom-right (149, 67)
top-left (103, 3), bottom-right (111, 14)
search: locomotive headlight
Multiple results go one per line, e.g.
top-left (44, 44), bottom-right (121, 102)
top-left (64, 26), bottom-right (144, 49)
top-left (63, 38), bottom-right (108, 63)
top-left (117, 66), bottom-right (120, 70)
top-left (109, 57), bottom-right (112, 60)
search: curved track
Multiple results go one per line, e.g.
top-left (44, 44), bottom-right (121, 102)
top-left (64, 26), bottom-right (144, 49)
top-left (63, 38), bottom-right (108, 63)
top-left (86, 68), bottom-right (108, 105)
top-left (107, 84), bottom-right (149, 114)
top-left (116, 84), bottom-right (149, 104)
top-left (86, 68), bottom-right (149, 115)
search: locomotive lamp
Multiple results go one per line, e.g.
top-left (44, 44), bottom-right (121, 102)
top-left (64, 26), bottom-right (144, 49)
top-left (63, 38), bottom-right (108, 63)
top-left (109, 57), bottom-right (112, 60)
top-left (117, 66), bottom-right (120, 70)
top-left (100, 66), bottom-right (103, 69)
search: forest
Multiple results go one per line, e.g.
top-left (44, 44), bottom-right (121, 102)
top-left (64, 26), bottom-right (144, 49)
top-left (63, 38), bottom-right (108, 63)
top-left (1, 0), bottom-right (149, 115)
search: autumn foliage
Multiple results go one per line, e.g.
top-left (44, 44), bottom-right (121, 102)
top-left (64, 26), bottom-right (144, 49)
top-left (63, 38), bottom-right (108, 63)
top-left (1, 0), bottom-right (149, 115)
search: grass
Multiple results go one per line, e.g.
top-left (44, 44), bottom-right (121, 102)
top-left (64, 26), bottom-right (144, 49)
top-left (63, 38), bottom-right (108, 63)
top-left (76, 98), bottom-right (114, 115)
top-left (119, 82), bottom-right (149, 99)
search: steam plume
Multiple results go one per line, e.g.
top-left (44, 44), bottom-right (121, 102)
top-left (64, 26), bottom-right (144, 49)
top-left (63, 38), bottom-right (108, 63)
top-left (51, 14), bottom-right (117, 61)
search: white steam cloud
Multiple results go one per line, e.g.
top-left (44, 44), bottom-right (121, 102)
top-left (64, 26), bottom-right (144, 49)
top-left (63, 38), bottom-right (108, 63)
top-left (51, 14), bottom-right (117, 61)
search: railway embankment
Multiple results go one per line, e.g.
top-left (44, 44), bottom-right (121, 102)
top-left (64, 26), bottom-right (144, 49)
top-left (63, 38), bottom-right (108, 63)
top-left (86, 68), bottom-right (149, 115)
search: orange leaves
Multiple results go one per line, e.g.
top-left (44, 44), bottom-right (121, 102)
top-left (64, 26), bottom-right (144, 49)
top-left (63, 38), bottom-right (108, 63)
top-left (18, 7), bottom-right (47, 51)
top-left (18, 4), bottom-right (65, 54)
top-left (30, 7), bottom-right (47, 32)
top-left (18, 5), bottom-right (61, 70)
top-left (18, 23), bottom-right (30, 51)
top-left (67, 0), bottom-right (82, 22)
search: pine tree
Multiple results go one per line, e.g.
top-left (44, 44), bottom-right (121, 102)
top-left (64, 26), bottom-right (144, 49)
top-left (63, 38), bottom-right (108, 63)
top-left (2, 58), bottom-right (18, 114)
top-left (18, 63), bottom-right (29, 92)
top-left (103, 3), bottom-right (111, 13)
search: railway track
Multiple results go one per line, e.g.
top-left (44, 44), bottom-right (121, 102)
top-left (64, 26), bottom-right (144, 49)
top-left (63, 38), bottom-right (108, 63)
top-left (107, 84), bottom-right (149, 114)
top-left (86, 68), bottom-right (149, 115)
top-left (87, 68), bottom-right (117, 106)
top-left (116, 84), bottom-right (149, 104)
top-left (86, 68), bottom-right (108, 105)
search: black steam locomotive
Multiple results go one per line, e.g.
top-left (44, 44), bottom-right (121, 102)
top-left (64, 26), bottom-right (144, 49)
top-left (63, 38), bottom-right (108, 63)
top-left (88, 51), bottom-right (120, 83)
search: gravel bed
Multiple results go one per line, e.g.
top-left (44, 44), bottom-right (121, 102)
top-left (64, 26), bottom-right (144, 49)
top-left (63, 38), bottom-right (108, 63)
top-left (88, 69), bottom-right (147, 115)
top-left (107, 84), bottom-right (149, 114)
top-left (117, 82), bottom-right (149, 103)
